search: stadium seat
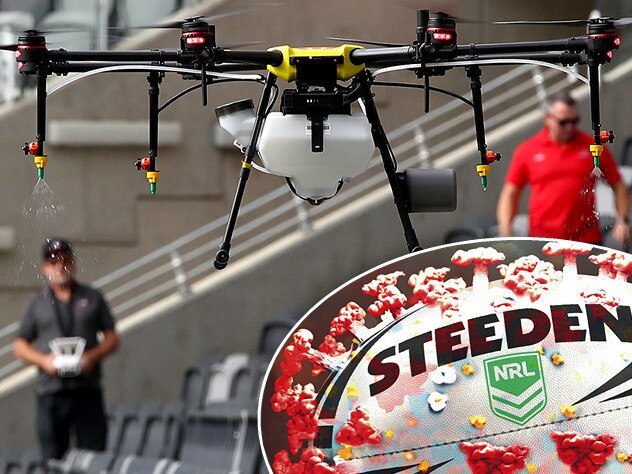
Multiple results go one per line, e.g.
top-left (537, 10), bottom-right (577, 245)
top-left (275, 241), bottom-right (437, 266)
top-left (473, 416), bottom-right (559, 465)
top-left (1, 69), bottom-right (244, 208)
top-left (50, 448), bottom-right (115, 474)
top-left (203, 353), bottom-right (249, 407)
top-left (180, 356), bottom-right (220, 410)
top-left (258, 317), bottom-right (296, 355)
top-left (178, 399), bottom-right (257, 470)
top-left (106, 403), bottom-right (140, 454)
top-left (228, 353), bottom-right (271, 401)
top-left (141, 401), bottom-right (185, 460)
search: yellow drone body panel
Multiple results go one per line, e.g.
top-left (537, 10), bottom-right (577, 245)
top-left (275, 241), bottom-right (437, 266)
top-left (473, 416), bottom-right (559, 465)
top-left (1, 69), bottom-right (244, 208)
top-left (267, 45), bottom-right (365, 82)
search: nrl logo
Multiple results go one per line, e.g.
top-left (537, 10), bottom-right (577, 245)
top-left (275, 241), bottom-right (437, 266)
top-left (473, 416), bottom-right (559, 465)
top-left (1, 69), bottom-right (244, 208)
top-left (483, 352), bottom-right (547, 426)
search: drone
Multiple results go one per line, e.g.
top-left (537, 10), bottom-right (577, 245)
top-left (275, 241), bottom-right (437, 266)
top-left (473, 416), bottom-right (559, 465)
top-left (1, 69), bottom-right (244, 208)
top-left (4, 10), bottom-right (624, 269)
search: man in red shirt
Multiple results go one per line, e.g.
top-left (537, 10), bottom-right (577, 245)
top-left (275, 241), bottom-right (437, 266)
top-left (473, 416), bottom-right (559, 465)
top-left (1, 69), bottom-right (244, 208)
top-left (497, 92), bottom-right (630, 245)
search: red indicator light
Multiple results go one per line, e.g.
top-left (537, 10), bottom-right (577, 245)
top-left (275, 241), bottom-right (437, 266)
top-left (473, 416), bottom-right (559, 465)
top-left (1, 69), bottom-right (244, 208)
top-left (14, 50), bottom-right (21, 58)
top-left (614, 37), bottom-right (621, 46)
top-left (433, 32), bottom-right (453, 41)
top-left (607, 51), bottom-right (614, 59)
top-left (17, 62), bottom-right (24, 69)
top-left (186, 36), bottom-right (206, 45)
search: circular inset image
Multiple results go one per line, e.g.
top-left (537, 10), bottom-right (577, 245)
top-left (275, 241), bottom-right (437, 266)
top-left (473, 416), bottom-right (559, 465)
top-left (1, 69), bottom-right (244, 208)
top-left (259, 238), bottom-right (632, 473)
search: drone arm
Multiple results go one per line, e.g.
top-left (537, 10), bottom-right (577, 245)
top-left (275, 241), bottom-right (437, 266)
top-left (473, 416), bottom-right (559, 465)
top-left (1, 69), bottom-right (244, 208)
top-left (455, 38), bottom-right (587, 56)
top-left (47, 49), bottom-right (182, 63)
top-left (472, 52), bottom-right (588, 65)
top-left (219, 49), bottom-right (283, 67)
top-left (349, 46), bottom-right (414, 66)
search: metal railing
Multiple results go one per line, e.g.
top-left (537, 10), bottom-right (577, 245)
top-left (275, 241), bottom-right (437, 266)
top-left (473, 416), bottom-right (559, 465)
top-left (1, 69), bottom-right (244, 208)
top-left (0, 61), bottom-right (594, 383)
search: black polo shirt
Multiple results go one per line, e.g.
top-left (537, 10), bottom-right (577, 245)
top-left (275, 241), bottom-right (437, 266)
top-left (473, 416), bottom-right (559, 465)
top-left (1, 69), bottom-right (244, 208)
top-left (17, 283), bottom-right (116, 395)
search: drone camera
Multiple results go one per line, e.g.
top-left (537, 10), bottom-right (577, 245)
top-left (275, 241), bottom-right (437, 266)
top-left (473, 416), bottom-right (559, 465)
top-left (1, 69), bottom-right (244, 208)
top-left (397, 168), bottom-right (457, 213)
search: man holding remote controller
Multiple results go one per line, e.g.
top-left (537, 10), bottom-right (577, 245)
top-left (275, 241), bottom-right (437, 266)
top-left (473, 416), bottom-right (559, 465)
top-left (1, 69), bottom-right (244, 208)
top-left (14, 238), bottom-right (119, 460)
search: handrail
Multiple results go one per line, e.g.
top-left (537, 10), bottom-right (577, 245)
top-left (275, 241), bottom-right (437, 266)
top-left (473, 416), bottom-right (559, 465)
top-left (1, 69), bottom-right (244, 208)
top-left (2, 58), bottom-right (624, 384)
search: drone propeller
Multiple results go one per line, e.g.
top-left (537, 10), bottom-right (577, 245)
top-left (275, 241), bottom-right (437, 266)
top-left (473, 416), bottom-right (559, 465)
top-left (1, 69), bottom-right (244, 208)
top-left (134, 10), bottom-right (254, 30)
top-left (494, 17), bottom-right (632, 28)
top-left (326, 36), bottom-right (406, 47)
top-left (494, 19), bottom-right (589, 26)
top-left (118, 3), bottom-right (284, 31)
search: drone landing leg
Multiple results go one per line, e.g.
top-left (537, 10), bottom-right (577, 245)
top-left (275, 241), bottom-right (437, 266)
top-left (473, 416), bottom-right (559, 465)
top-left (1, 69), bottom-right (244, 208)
top-left (214, 72), bottom-right (277, 270)
top-left (356, 71), bottom-right (422, 253)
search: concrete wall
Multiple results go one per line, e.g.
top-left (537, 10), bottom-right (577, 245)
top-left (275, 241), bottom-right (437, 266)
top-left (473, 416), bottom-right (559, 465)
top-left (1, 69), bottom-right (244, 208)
top-left (0, 0), bottom-right (600, 449)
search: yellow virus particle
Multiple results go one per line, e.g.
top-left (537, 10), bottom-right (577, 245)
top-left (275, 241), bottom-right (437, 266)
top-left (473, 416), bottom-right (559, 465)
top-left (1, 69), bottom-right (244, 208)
top-left (552, 353), bottom-right (565, 365)
top-left (407, 417), bottom-right (420, 428)
top-left (385, 429), bottom-right (394, 440)
top-left (616, 452), bottom-right (630, 463)
top-left (468, 415), bottom-right (487, 429)
top-left (560, 404), bottom-right (577, 419)
top-left (462, 364), bottom-right (475, 376)
top-left (536, 346), bottom-right (545, 356)
top-left (347, 384), bottom-right (358, 399)
top-left (418, 460), bottom-right (430, 472)
top-left (338, 445), bottom-right (353, 461)
top-left (527, 463), bottom-right (538, 473)
top-left (403, 452), bottom-right (416, 462)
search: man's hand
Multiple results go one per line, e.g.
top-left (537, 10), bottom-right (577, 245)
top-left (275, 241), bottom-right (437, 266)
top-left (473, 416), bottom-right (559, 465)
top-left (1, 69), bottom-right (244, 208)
top-left (41, 353), bottom-right (58, 376)
top-left (612, 217), bottom-right (630, 248)
top-left (80, 353), bottom-right (95, 375)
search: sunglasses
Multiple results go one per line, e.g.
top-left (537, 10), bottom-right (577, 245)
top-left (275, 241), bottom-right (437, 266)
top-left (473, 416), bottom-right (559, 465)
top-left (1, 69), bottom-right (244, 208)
top-left (45, 254), bottom-right (74, 264)
top-left (550, 116), bottom-right (580, 126)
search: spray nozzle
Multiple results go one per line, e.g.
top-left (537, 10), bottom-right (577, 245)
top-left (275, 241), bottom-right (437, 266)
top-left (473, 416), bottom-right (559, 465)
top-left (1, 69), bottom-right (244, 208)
top-left (33, 155), bottom-right (47, 180)
top-left (590, 144), bottom-right (604, 169)
top-left (146, 171), bottom-right (160, 195)
top-left (476, 164), bottom-right (490, 191)
top-left (134, 157), bottom-right (159, 194)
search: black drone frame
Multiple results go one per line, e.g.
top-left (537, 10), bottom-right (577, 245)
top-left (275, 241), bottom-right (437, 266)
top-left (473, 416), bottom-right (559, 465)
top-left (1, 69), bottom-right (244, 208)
top-left (11, 11), bottom-right (621, 270)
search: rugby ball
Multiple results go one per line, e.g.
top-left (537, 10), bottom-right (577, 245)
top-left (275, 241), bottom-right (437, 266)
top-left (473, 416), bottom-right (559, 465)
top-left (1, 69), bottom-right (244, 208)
top-left (259, 238), bottom-right (632, 474)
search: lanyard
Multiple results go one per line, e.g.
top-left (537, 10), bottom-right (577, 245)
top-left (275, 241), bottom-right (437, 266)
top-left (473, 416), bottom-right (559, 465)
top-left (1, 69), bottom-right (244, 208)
top-left (50, 286), bottom-right (76, 337)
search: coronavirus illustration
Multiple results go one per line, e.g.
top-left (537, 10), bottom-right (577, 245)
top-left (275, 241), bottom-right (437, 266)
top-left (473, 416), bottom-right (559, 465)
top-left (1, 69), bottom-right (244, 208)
top-left (259, 239), bottom-right (632, 473)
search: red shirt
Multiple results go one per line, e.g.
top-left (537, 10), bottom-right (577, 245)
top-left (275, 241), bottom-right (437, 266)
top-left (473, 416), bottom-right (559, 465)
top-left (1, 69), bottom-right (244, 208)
top-left (505, 128), bottom-right (621, 243)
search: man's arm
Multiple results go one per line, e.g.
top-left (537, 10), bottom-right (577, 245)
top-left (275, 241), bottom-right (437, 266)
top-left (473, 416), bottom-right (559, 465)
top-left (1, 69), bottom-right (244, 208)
top-left (81, 329), bottom-right (119, 374)
top-left (14, 337), bottom-right (57, 375)
top-left (496, 183), bottom-right (522, 237)
top-left (611, 180), bottom-right (631, 246)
